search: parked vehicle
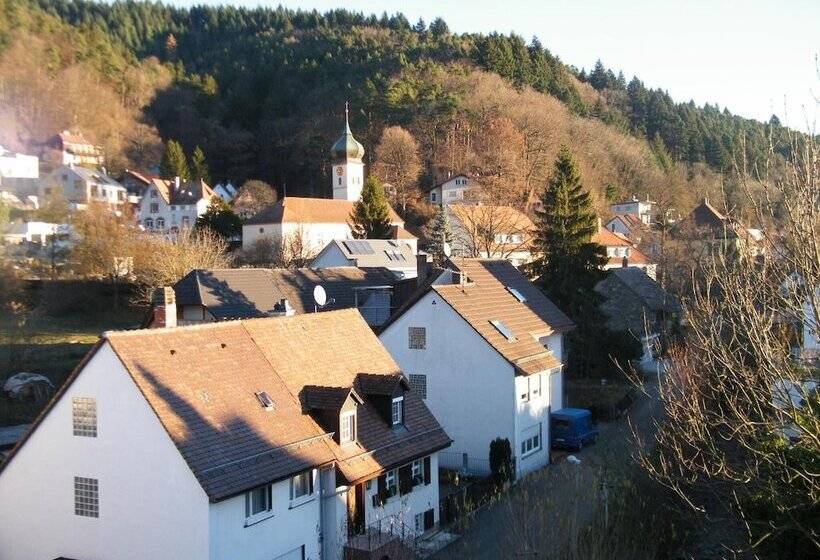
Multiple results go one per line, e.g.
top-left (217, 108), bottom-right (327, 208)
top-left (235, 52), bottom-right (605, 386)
top-left (551, 408), bottom-right (598, 451)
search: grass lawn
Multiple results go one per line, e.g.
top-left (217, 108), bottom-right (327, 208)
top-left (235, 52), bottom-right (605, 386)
top-left (0, 310), bottom-right (144, 426)
top-left (565, 378), bottom-right (636, 421)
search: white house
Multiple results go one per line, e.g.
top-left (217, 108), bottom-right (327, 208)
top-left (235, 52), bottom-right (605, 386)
top-left (605, 213), bottom-right (646, 245)
top-left (425, 174), bottom-right (478, 205)
top-left (1, 221), bottom-right (70, 246)
top-left (610, 195), bottom-right (655, 226)
top-left (0, 309), bottom-right (450, 560)
top-left (137, 177), bottom-right (216, 234)
top-left (43, 129), bottom-right (104, 168)
top-left (380, 259), bottom-right (575, 479)
top-left (0, 145), bottom-right (39, 196)
top-left (593, 227), bottom-right (656, 279)
top-left (311, 239), bottom-right (417, 279)
top-left (41, 165), bottom-right (126, 210)
top-left (242, 111), bottom-right (404, 256)
top-left (448, 204), bottom-right (535, 268)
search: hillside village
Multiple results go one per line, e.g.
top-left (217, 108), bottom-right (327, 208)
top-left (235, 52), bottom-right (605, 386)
top-left (0, 3), bottom-right (818, 560)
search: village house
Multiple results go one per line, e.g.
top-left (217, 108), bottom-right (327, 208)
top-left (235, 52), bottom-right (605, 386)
top-left (594, 267), bottom-right (680, 366)
top-left (379, 259), bottom-right (574, 479)
top-left (675, 198), bottom-right (764, 256)
top-left (242, 111), bottom-right (405, 256)
top-left (604, 213), bottom-right (647, 245)
top-left (593, 226), bottom-right (656, 279)
top-left (0, 309), bottom-right (450, 560)
top-left (448, 204), bottom-right (535, 268)
top-left (42, 129), bottom-right (104, 168)
top-left (610, 195), bottom-right (655, 225)
top-left (311, 240), bottom-right (418, 280)
top-left (137, 176), bottom-right (216, 234)
top-left (0, 145), bottom-right (39, 197)
top-left (425, 174), bottom-right (479, 206)
top-left (158, 266), bottom-right (401, 328)
top-left (41, 165), bottom-right (127, 210)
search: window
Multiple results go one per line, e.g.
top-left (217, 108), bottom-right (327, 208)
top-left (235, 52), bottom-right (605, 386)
top-left (530, 374), bottom-right (541, 399)
top-left (255, 391), bottom-right (274, 410)
top-left (408, 326), bottom-right (426, 350)
top-left (338, 177), bottom-right (342, 186)
top-left (386, 469), bottom-right (398, 497)
top-left (74, 477), bottom-right (99, 518)
top-left (430, 192), bottom-right (437, 202)
top-left (144, 218), bottom-right (154, 229)
top-left (181, 216), bottom-right (190, 228)
top-left (391, 396), bottom-right (404, 426)
top-left (409, 374), bottom-right (427, 399)
top-left (72, 397), bottom-right (97, 437)
top-left (415, 512), bottom-right (423, 533)
top-left (245, 484), bottom-right (272, 524)
top-left (490, 319), bottom-right (516, 341)
top-left (150, 202), bottom-right (159, 213)
top-left (411, 459), bottom-right (425, 485)
top-left (156, 217), bottom-right (165, 229)
top-left (170, 205), bottom-right (176, 211)
top-left (259, 227), bottom-right (265, 234)
top-left (506, 286), bottom-right (527, 302)
top-left (290, 470), bottom-right (314, 502)
top-left (151, 190), bottom-right (157, 198)
top-left (340, 411), bottom-right (356, 444)
top-left (521, 423), bottom-right (542, 457)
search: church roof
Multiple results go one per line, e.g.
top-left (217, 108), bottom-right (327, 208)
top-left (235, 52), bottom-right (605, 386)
top-left (245, 196), bottom-right (403, 226)
top-left (330, 108), bottom-right (365, 162)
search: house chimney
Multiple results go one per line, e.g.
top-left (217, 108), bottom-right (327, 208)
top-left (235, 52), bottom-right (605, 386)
top-left (174, 176), bottom-right (181, 190)
top-left (152, 287), bottom-right (177, 328)
top-left (416, 251), bottom-right (431, 285)
top-left (273, 298), bottom-right (295, 317)
top-left (597, 217), bottom-right (602, 230)
top-left (622, 255), bottom-right (629, 268)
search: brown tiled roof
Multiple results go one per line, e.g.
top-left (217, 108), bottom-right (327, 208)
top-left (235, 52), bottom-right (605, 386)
top-left (593, 227), bottom-right (632, 247)
top-left (149, 178), bottom-right (216, 205)
top-left (242, 312), bottom-right (450, 484)
top-left (389, 224), bottom-right (417, 240)
top-left (425, 259), bottom-right (573, 376)
top-left (104, 309), bottom-right (449, 499)
top-left (246, 196), bottom-right (403, 226)
top-left (174, 267), bottom-right (398, 319)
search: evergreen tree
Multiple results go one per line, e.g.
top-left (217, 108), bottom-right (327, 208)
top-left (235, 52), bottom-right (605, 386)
top-left (530, 145), bottom-right (606, 311)
top-left (190, 145), bottom-right (210, 183)
top-left (349, 176), bottom-right (392, 239)
top-left (427, 205), bottom-right (452, 264)
top-left (195, 198), bottom-right (241, 238)
top-left (159, 140), bottom-right (189, 180)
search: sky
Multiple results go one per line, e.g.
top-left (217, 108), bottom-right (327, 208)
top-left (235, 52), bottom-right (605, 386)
top-left (175, 0), bottom-right (819, 129)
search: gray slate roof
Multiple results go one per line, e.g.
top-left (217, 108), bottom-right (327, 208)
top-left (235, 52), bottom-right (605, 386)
top-left (609, 267), bottom-right (681, 313)
top-left (174, 267), bottom-right (397, 319)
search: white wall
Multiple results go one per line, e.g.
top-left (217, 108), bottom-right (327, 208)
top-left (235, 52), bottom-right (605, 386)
top-left (243, 221), bottom-right (284, 251)
top-left (321, 468), bottom-right (348, 560)
top-left (363, 453), bottom-right (440, 533)
top-left (208, 471), bottom-right (321, 560)
top-left (380, 291), bottom-right (515, 476)
top-left (0, 342), bottom-right (210, 560)
top-left (331, 161), bottom-right (364, 202)
top-left (513, 373), bottom-right (552, 477)
top-left (311, 244), bottom-right (353, 269)
top-left (138, 184), bottom-right (205, 233)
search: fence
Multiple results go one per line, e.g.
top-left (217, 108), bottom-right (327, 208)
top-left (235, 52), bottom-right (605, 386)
top-left (438, 451), bottom-right (491, 476)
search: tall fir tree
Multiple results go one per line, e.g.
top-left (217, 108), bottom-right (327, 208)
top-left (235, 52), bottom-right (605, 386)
top-left (427, 204), bottom-right (452, 264)
top-left (195, 198), bottom-right (241, 238)
top-left (190, 145), bottom-right (210, 183)
top-left (349, 176), bottom-right (392, 239)
top-left (530, 145), bottom-right (606, 312)
top-left (159, 140), bottom-right (189, 180)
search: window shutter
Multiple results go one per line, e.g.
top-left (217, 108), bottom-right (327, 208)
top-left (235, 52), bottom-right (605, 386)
top-left (423, 456), bottom-right (431, 485)
top-left (398, 464), bottom-right (412, 496)
top-left (424, 508), bottom-right (434, 531)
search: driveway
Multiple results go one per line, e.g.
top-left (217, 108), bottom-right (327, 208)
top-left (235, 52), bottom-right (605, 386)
top-left (431, 377), bottom-right (662, 560)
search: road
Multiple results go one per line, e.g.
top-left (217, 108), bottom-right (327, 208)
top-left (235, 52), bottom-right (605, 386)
top-left (430, 377), bottom-right (662, 560)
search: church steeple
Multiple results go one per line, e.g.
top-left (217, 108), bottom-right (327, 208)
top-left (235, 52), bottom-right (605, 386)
top-left (331, 103), bottom-right (365, 201)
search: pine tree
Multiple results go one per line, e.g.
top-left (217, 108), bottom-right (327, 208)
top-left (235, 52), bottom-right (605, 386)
top-left (190, 145), bottom-right (210, 183)
top-left (195, 198), bottom-right (241, 238)
top-left (159, 140), bottom-right (189, 180)
top-left (530, 145), bottom-right (605, 311)
top-left (349, 176), bottom-right (392, 239)
top-left (427, 205), bottom-right (452, 264)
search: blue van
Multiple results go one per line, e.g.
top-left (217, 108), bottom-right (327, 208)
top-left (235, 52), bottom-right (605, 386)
top-left (551, 408), bottom-right (598, 451)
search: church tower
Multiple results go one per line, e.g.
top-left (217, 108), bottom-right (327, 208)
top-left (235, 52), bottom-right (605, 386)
top-left (330, 103), bottom-right (365, 201)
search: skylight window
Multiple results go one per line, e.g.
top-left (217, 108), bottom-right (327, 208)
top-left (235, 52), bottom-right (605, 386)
top-left (506, 286), bottom-right (527, 302)
top-left (490, 319), bottom-right (516, 341)
top-left (255, 391), bottom-right (274, 411)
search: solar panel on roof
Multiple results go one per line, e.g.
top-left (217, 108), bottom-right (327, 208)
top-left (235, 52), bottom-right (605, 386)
top-left (343, 240), bottom-right (375, 255)
top-left (489, 319), bottom-right (516, 341)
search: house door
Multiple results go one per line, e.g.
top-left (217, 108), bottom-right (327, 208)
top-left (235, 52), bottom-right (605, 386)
top-left (347, 483), bottom-right (365, 536)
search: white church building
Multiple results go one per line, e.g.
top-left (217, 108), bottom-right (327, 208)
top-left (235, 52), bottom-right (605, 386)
top-left (242, 109), bottom-right (406, 255)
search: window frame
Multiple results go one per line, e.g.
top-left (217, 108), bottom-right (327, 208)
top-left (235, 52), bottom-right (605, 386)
top-left (74, 476), bottom-right (99, 518)
top-left (244, 483), bottom-right (274, 526)
top-left (340, 411), bottom-right (356, 444)
top-left (408, 326), bottom-right (426, 350)
top-left (289, 470), bottom-right (315, 507)
top-left (520, 423), bottom-right (542, 458)
top-left (408, 373), bottom-right (427, 399)
top-left (385, 469), bottom-right (398, 497)
top-left (411, 459), bottom-right (425, 486)
top-left (72, 397), bottom-right (97, 437)
top-left (391, 396), bottom-right (404, 426)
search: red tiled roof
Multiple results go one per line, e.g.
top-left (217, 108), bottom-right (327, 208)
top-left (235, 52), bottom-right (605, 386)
top-left (593, 227), bottom-right (632, 247)
top-left (247, 196), bottom-right (403, 226)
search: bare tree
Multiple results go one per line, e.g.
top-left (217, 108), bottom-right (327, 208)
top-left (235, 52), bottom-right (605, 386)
top-left (634, 129), bottom-right (820, 556)
top-left (239, 225), bottom-right (316, 269)
top-left (449, 204), bottom-right (534, 260)
top-left (372, 126), bottom-right (422, 215)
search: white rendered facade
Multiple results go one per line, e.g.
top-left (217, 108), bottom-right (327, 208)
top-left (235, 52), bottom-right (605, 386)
top-left (379, 290), bottom-right (563, 479)
top-left (137, 182), bottom-right (212, 234)
top-left (428, 175), bottom-right (474, 205)
top-left (0, 145), bottom-right (39, 196)
top-left (610, 197), bottom-right (654, 225)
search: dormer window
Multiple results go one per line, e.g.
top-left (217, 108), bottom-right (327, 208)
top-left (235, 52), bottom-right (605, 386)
top-left (340, 411), bottom-right (356, 444)
top-left (391, 396), bottom-right (404, 426)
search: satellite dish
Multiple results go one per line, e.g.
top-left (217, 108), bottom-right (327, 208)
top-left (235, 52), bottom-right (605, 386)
top-left (313, 285), bottom-right (328, 307)
top-left (443, 242), bottom-right (452, 258)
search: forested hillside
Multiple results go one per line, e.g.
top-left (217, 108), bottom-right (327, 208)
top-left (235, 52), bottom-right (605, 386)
top-left (1, 0), bottom-right (791, 218)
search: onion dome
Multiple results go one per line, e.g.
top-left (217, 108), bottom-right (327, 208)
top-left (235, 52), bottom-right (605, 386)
top-left (330, 105), bottom-right (365, 162)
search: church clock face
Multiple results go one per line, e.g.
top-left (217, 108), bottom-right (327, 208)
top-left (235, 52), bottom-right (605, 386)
top-left (335, 166), bottom-right (343, 176)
